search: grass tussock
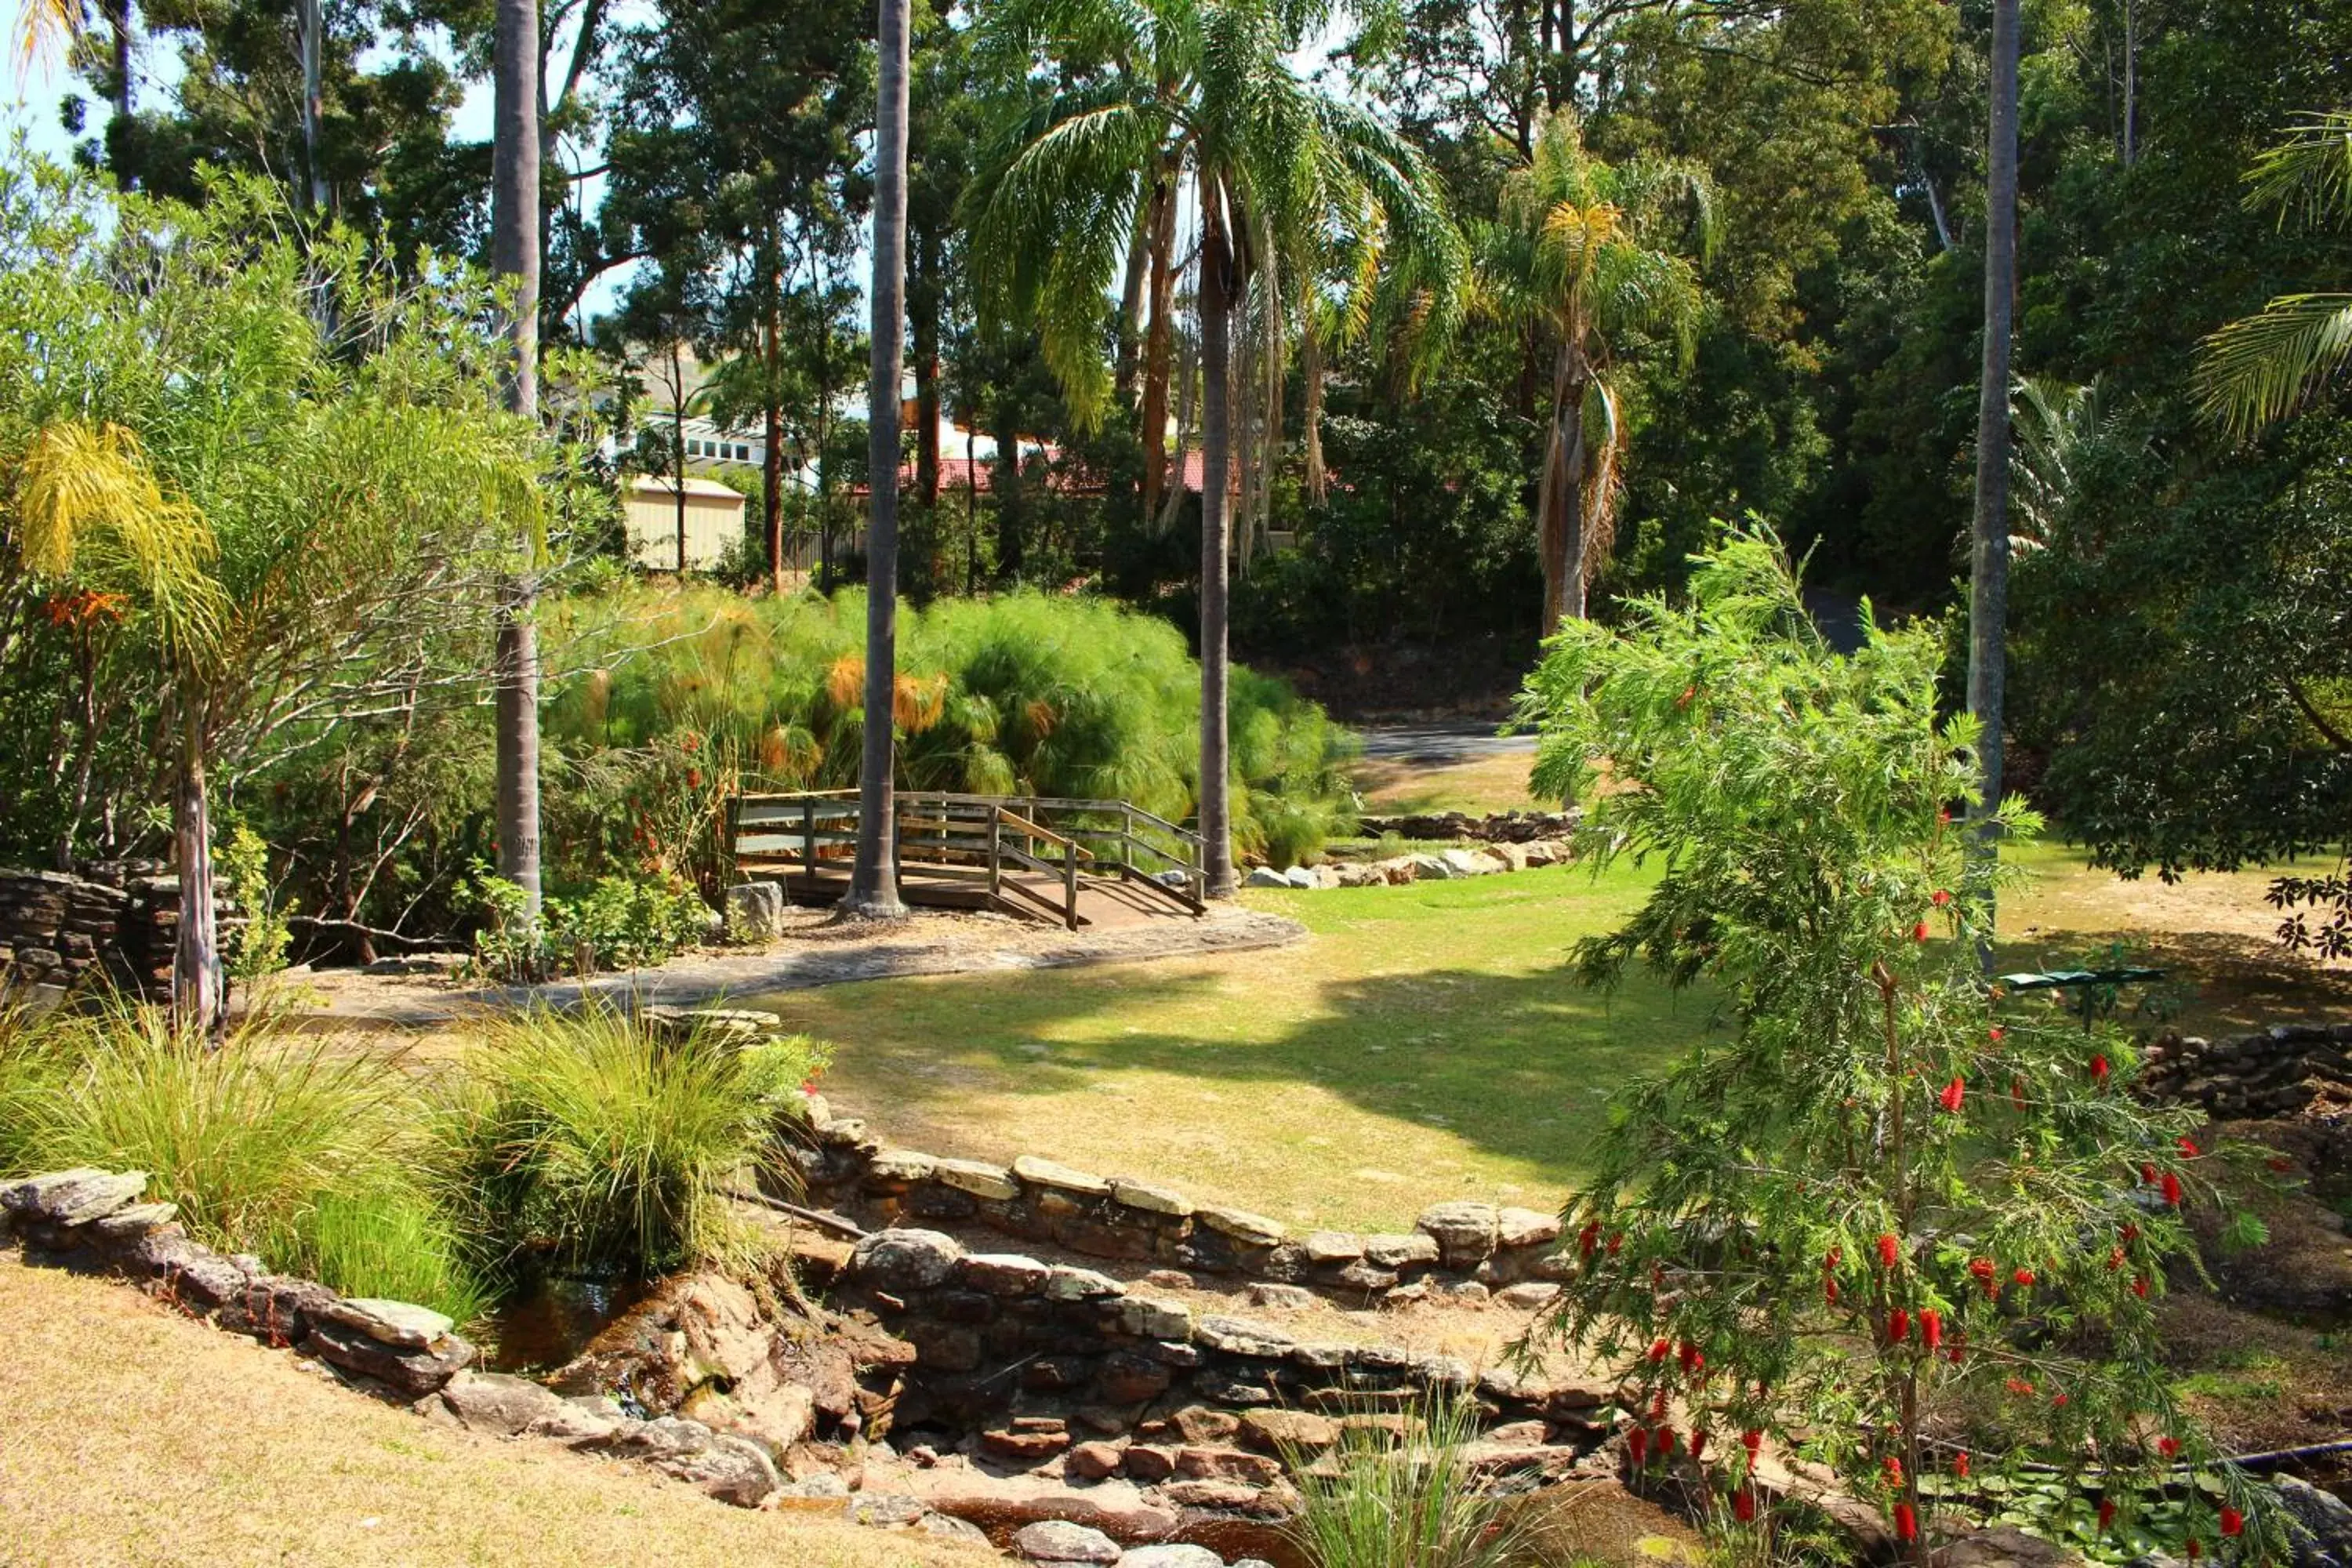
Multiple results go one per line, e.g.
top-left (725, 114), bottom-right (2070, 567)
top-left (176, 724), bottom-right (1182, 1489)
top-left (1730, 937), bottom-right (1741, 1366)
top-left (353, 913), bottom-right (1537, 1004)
top-left (1285, 1395), bottom-right (1537, 1568)
top-left (0, 997), bottom-right (485, 1322)
top-left (436, 1002), bottom-right (826, 1281)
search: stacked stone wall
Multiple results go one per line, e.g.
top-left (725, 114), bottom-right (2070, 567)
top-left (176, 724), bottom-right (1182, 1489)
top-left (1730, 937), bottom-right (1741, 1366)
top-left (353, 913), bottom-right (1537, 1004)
top-left (0, 866), bottom-right (176, 1000)
top-left (2140, 1024), bottom-right (2352, 1120)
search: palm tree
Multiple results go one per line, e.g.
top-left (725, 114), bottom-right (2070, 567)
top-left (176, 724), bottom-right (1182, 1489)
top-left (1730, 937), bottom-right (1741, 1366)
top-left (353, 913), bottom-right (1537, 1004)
top-left (1477, 109), bottom-right (1711, 633)
top-left (490, 0), bottom-right (544, 918)
top-left (847, 0), bottom-right (912, 920)
top-left (966, 0), bottom-right (1463, 897)
top-left (2197, 111), bottom-right (2352, 441)
top-left (1965, 0), bottom-right (2020, 944)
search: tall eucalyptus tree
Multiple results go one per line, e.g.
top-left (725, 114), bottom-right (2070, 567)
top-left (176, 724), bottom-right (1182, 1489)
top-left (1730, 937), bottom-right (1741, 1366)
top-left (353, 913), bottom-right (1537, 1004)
top-left (966, 0), bottom-right (1462, 896)
top-left (491, 0), bottom-right (544, 916)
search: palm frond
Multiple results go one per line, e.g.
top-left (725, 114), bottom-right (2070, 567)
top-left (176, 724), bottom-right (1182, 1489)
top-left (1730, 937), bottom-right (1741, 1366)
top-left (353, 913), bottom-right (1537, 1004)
top-left (13, 0), bottom-right (79, 78)
top-left (2243, 111), bottom-right (2352, 228)
top-left (2194, 292), bottom-right (2352, 442)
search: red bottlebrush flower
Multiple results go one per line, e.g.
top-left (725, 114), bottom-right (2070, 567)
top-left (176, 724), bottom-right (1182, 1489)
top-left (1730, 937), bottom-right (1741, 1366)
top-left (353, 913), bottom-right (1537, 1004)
top-left (2268, 1155), bottom-right (2295, 1173)
top-left (1679, 1341), bottom-right (1704, 1375)
top-left (2186, 1538), bottom-right (2202, 1563)
top-left (2158, 1436), bottom-right (2182, 1459)
top-left (2162, 1172), bottom-right (2183, 1207)
top-left (1876, 1233), bottom-right (1900, 1270)
top-left (1969, 1256), bottom-right (1998, 1297)
top-left (1742, 1429), bottom-right (1764, 1457)
top-left (2090, 1053), bottom-right (2111, 1084)
top-left (1607, 1232), bottom-right (1624, 1256)
top-left (2099, 1499), bottom-right (2118, 1532)
top-left (2180, 1137), bottom-right (2201, 1158)
top-left (1989, 1025), bottom-right (2005, 1042)
top-left (2221, 1508), bottom-right (2244, 1538)
top-left (1650, 1338), bottom-right (1671, 1363)
top-left (2132, 1276), bottom-right (2151, 1299)
top-left (1932, 888), bottom-right (1952, 907)
top-left (1733, 1487), bottom-right (1757, 1523)
top-left (2108, 1245), bottom-right (2126, 1271)
top-left (1882, 1456), bottom-right (1904, 1486)
top-left (2052, 1392), bottom-right (2069, 1408)
top-left (2122, 1222), bottom-right (2140, 1243)
top-left (1675, 684), bottom-right (1697, 709)
top-left (685, 767), bottom-right (703, 789)
top-left (2010, 1076), bottom-right (2027, 1109)
top-left (1628, 1428), bottom-right (1649, 1467)
top-left (2005, 1378), bottom-right (2037, 1396)
top-left (1658, 1427), bottom-right (1679, 1459)
top-left (1690, 1428), bottom-right (1709, 1461)
top-left (1826, 1246), bottom-right (1842, 1270)
top-left (1920, 1308), bottom-right (1943, 1349)
top-left (1895, 1503), bottom-right (1918, 1543)
top-left (1580, 1221), bottom-right (1602, 1258)
top-left (1887, 1308), bottom-right (1911, 1344)
top-left (1952, 1450), bottom-right (1970, 1479)
top-left (1825, 1276), bottom-right (1840, 1305)
top-left (2141, 1162), bottom-right (2160, 1185)
top-left (2012, 1266), bottom-right (2037, 1287)
top-left (1947, 1338), bottom-right (1967, 1365)
top-left (1940, 1075), bottom-right (1966, 1113)
top-left (1912, 921), bottom-right (1931, 942)
top-left (1939, 808), bottom-right (1952, 825)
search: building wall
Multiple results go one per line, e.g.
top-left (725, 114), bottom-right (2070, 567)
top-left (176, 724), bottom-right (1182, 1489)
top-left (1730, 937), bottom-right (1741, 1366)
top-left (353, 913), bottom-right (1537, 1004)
top-left (622, 485), bottom-right (746, 572)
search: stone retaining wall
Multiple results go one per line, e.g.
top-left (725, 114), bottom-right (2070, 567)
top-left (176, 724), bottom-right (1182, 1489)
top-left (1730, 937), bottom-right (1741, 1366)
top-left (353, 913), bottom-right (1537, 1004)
top-left (0, 866), bottom-right (176, 1001)
top-left (837, 1224), bottom-right (1611, 1505)
top-left (2140, 1023), bottom-right (2352, 1120)
top-left (789, 1098), bottom-right (1568, 1309)
top-left (1357, 809), bottom-right (1579, 844)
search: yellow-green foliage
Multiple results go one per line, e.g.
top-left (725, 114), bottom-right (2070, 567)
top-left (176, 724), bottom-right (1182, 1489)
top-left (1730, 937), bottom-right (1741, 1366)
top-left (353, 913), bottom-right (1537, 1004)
top-left (543, 583), bottom-right (1358, 866)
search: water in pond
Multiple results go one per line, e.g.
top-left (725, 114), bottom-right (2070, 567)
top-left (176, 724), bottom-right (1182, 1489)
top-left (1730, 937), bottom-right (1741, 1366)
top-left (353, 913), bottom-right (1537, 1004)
top-left (483, 1276), bottom-right (650, 1373)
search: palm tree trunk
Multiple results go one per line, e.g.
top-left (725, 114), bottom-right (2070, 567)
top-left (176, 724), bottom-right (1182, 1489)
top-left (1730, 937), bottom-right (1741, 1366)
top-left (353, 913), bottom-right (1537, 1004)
top-left (1536, 344), bottom-right (1588, 633)
top-left (1965, 0), bottom-right (2020, 957)
top-left (299, 0), bottom-right (327, 212)
top-left (1301, 321), bottom-right (1326, 506)
top-left (913, 229), bottom-right (942, 511)
top-left (491, 0), bottom-right (543, 919)
top-left (1116, 184), bottom-right (1158, 399)
top-left (1139, 172), bottom-right (1177, 521)
top-left (848, 0), bottom-right (911, 920)
top-left (1198, 188), bottom-right (1238, 899)
top-left (172, 699), bottom-right (221, 1036)
top-left (766, 230), bottom-right (786, 591)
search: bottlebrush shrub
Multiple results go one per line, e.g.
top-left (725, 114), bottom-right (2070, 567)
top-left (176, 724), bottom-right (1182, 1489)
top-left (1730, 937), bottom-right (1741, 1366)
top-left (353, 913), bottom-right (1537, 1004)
top-left (1512, 526), bottom-right (2269, 1566)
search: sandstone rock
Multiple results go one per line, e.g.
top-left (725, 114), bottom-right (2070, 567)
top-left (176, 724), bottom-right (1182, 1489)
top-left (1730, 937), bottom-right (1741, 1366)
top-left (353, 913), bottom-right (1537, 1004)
top-left (906, 1323), bottom-right (982, 1372)
top-left (1240, 1409), bottom-right (1338, 1454)
top-left (1123, 1443), bottom-right (1179, 1482)
top-left (1014, 1519), bottom-right (1123, 1563)
top-left (592, 1417), bottom-right (780, 1507)
top-left (1485, 1420), bottom-right (1551, 1446)
top-left (1490, 844), bottom-right (1530, 873)
top-left (1496, 1207), bottom-right (1561, 1248)
top-left (1243, 1283), bottom-right (1315, 1312)
top-left (435, 1370), bottom-right (582, 1436)
top-left (848, 1492), bottom-right (926, 1526)
top-left (1333, 1261), bottom-right (1399, 1294)
top-left (215, 1274), bottom-right (339, 1344)
top-left (130, 1232), bottom-right (249, 1305)
top-left (1496, 1282), bottom-right (1561, 1310)
top-left (1142, 1269), bottom-right (1196, 1290)
top-left (2275, 1475), bottom-right (2352, 1568)
top-left (1117, 1296), bottom-right (1192, 1340)
top-left (1016, 1156), bottom-right (1112, 1197)
top-left (1406, 855), bottom-right (1456, 882)
top-left (1047, 1265), bottom-right (1125, 1301)
top-left (1936, 1526), bottom-right (2091, 1568)
top-left (1197, 1206), bottom-right (1284, 1247)
top-left (1414, 1202), bottom-right (1500, 1265)
top-left (1109, 1178), bottom-right (1192, 1218)
top-left (1095, 1350), bottom-right (1174, 1404)
top-left (723, 880), bottom-right (787, 943)
top-left (1436, 1280), bottom-right (1490, 1304)
top-left (1171, 1407), bottom-right (1242, 1445)
top-left (2, 1167), bottom-right (146, 1225)
top-left (1301, 1230), bottom-right (1363, 1263)
top-left (917, 1512), bottom-right (993, 1542)
top-left (1363, 1232), bottom-right (1439, 1269)
top-left (852, 1228), bottom-right (964, 1292)
top-left (961, 1252), bottom-right (1053, 1295)
top-left (1068, 1440), bottom-right (1128, 1480)
top-left (1243, 866), bottom-right (1292, 889)
top-left (306, 1317), bottom-right (475, 1397)
top-left (986, 1427), bottom-right (1073, 1462)
top-left (869, 1149), bottom-right (940, 1184)
top-left (1158, 1479), bottom-right (1261, 1510)
top-left (934, 1158), bottom-right (1022, 1201)
top-left (318, 1297), bottom-right (454, 1350)
top-left (1118, 1548), bottom-right (1224, 1568)
top-left (1193, 1315), bottom-right (1294, 1358)
top-left (91, 1201), bottom-right (177, 1240)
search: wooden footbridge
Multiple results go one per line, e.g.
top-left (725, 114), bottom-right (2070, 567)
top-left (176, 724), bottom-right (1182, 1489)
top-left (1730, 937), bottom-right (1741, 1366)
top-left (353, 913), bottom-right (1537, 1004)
top-left (728, 791), bottom-right (1207, 930)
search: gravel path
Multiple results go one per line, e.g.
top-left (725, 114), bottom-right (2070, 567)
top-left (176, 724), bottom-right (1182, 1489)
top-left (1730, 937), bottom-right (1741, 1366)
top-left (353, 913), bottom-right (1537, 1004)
top-left (276, 905), bottom-right (1307, 1026)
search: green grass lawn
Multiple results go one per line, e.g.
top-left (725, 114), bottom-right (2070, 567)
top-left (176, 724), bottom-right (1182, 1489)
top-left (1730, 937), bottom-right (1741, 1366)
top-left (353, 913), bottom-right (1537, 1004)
top-left (769, 861), bottom-right (1697, 1231)
top-left (768, 838), bottom-right (2348, 1236)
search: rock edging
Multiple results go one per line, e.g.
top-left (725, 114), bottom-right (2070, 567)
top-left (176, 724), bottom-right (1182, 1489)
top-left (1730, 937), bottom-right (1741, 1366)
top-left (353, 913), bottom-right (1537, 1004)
top-left (2140, 1024), bottom-right (2352, 1120)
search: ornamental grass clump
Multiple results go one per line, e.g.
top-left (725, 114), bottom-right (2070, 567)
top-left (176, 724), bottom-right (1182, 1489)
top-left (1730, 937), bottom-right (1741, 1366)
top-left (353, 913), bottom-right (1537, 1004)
top-left (434, 1003), bottom-right (822, 1280)
top-left (1284, 1394), bottom-right (1534, 1568)
top-left (1514, 524), bottom-right (2271, 1566)
top-left (0, 997), bottom-right (482, 1322)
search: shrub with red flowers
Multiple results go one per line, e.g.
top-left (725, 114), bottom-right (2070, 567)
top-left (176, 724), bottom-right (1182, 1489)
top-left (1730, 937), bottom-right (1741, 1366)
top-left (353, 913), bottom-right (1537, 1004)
top-left (1514, 528), bottom-right (2267, 1566)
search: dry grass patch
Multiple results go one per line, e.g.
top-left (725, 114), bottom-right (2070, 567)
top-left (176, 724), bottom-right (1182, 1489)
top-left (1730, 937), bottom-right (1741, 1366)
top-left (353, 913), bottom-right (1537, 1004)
top-left (0, 1255), bottom-right (993, 1568)
top-left (1352, 749), bottom-right (1545, 816)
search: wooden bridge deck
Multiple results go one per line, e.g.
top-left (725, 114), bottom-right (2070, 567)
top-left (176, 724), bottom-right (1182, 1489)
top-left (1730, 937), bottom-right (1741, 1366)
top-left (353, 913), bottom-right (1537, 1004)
top-left (731, 791), bottom-right (1207, 930)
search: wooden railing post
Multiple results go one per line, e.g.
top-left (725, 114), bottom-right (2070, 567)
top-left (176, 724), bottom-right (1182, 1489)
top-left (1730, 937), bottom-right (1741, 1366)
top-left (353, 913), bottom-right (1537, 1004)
top-left (1121, 804), bottom-right (1133, 878)
top-left (987, 804), bottom-right (1002, 901)
top-left (803, 799), bottom-right (816, 883)
top-left (1064, 834), bottom-right (1080, 931)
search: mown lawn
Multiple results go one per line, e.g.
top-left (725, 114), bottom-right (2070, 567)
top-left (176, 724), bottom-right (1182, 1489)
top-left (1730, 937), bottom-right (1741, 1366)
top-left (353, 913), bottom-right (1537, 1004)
top-left (772, 831), bottom-right (2348, 1234)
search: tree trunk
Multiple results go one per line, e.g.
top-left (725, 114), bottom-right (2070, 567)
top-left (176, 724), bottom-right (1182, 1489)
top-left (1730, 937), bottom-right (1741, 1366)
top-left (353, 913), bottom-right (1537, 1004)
top-left (766, 242), bottom-right (786, 592)
top-left (1301, 322), bottom-right (1326, 506)
top-left (1965, 0), bottom-right (2019, 955)
top-left (491, 0), bottom-right (543, 918)
top-left (2120, 0), bottom-right (2136, 167)
top-left (1116, 183), bottom-right (1159, 399)
top-left (299, 0), bottom-right (327, 212)
top-left (1198, 187), bottom-right (1237, 899)
top-left (965, 423), bottom-right (979, 595)
top-left (994, 398), bottom-right (1024, 581)
top-left (913, 228), bottom-right (942, 510)
top-left (848, 0), bottom-right (911, 920)
top-left (172, 700), bottom-right (221, 1037)
top-left (1138, 172), bottom-right (1177, 520)
top-left (1536, 343), bottom-right (1589, 633)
